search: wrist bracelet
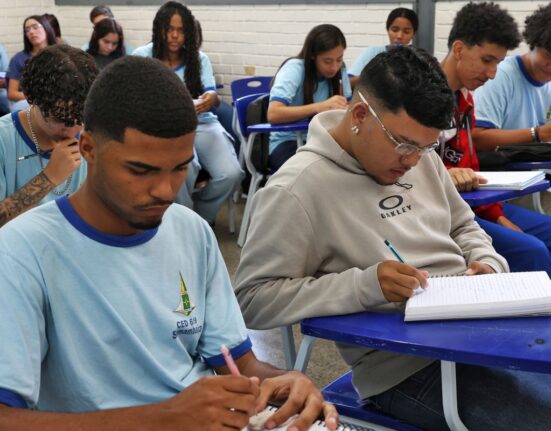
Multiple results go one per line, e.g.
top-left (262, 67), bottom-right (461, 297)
top-left (531, 126), bottom-right (538, 143)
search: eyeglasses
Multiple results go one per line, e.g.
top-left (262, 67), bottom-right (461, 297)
top-left (357, 91), bottom-right (439, 157)
top-left (24, 23), bottom-right (43, 34)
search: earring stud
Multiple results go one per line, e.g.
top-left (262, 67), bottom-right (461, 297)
top-left (351, 125), bottom-right (360, 135)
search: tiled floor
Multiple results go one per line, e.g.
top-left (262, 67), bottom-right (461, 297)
top-left (214, 189), bottom-right (551, 389)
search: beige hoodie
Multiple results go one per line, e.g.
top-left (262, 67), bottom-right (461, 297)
top-left (235, 109), bottom-right (508, 397)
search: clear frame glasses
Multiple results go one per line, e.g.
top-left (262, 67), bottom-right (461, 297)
top-left (357, 91), bottom-right (439, 157)
top-left (24, 23), bottom-right (43, 34)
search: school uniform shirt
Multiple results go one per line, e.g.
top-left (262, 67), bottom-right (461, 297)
top-left (269, 58), bottom-right (352, 154)
top-left (132, 43), bottom-right (218, 124)
top-left (0, 197), bottom-right (251, 411)
top-left (348, 45), bottom-right (386, 77)
top-left (0, 112), bottom-right (86, 202)
top-left (6, 50), bottom-right (31, 81)
top-left (473, 55), bottom-right (551, 130)
top-left (0, 44), bottom-right (9, 72)
top-left (439, 89), bottom-right (502, 222)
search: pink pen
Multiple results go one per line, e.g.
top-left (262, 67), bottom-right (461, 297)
top-left (221, 344), bottom-right (241, 376)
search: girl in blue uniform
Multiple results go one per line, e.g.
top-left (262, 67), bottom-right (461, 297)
top-left (268, 24), bottom-right (352, 171)
top-left (133, 1), bottom-right (243, 226)
top-left (87, 18), bottom-right (126, 70)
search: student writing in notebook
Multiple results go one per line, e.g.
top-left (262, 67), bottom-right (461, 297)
top-left (267, 24), bottom-right (352, 172)
top-left (0, 57), bottom-right (338, 431)
top-left (472, 3), bottom-right (551, 150)
top-left (438, 2), bottom-right (551, 277)
top-left (236, 46), bottom-right (551, 430)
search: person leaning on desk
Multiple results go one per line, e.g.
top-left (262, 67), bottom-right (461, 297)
top-left (0, 57), bottom-right (338, 431)
top-left (235, 45), bottom-right (551, 431)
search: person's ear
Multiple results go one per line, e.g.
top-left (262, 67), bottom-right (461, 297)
top-left (452, 40), bottom-right (465, 60)
top-left (350, 100), bottom-right (368, 125)
top-left (79, 130), bottom-right (96, 164)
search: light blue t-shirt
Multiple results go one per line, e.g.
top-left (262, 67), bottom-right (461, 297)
top-left (0, 112), bottom-right (86, 202)
top-left (348, 45), bottom-right (387, 77)
top-left (0, 44), bottom-right (9, 72)
top-left (269, 58), bottom-right (352, 153)
top-left (132, 43), bottom-right (218, 124)
top-left (473, 55), bottom-right (551, 129)
top-left (0, 198), bottom-right (251, 411)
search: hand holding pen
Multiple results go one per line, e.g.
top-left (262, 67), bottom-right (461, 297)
top-left (378, 239), bottom-right (429, 302)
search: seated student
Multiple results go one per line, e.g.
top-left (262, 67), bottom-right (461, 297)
top-left (439, 2), bottom-right (551, 277)
top-left (268, 24), bottom-right (352, 172)
top-left (472, 4), bottom-right (551, 149)
top-left (0, 45), bottom-right (98, 227)
top-left (86, 18), bottom-right (126, 70)
top-left (7, 15), bottom-right (57, 112)
top-left (348, 7), bottom-right (418, 88)
top-left (0, 43), bottom-right (9, 115)
top-left (43, 13), bottom-right (65, 45)
top-left (133, 1), bottom-right (243, 226)
top-left (82, 5), bottom-right (133, 53)
top-left (0, 56), bottom-right (338, 431)
top-left (235, 46), bottom-right (551, 431)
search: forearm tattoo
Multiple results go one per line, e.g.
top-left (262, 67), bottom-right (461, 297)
top-left (0, 172), bottom-right (55, 226)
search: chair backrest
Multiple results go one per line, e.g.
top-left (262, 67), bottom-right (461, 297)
top-left (230, 76), bottom-right (272, 103)
top-left (234, 92), bottom-right (267, 139)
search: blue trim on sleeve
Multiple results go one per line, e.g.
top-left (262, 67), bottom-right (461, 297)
top-left (204, 337), bottom-right (253, 368)
top-left (269, 96), bottom-right (290, 105)
top-left (56, 196), bottom-right (159, 247)
top-left (0, 388), bottom-right (27, 408)
top-left (173, 64), bottom-right (184, 73)
top-left (474, 119), bottom-right (497, 129)
top-left (203, 86), bottom-right (217, 92)
top-left (515, 55), bottom-right (545, 87)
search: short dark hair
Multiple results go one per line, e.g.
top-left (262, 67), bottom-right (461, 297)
top-left (447, 2), bottom-right (520, 50)
top-left (523, 4), bottom-right (551, 52)
top-left (386, 8), bottom-right (418, 32)
top-left (84, 56), bottom-right (197, 142)
top-left (20, 45), bottom-right (99, 127)
top-left (357, 46), bottom-right (453, 130)
top-left (90, 5), bottom-right (114, 23)
top-left (22, 15), bottom-right (57, 53)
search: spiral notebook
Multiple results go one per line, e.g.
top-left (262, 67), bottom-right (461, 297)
top-left (405, 271), bottom-right (551, 322)
top-left (243, 405), bottom-right (376, 430)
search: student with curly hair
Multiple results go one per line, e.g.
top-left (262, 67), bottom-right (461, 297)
top-left (87, 18), bottom-right (126, 70)
top-left (133, 1), bottom-right (243, 226)
top-left (0, 44), bottom-right (98, 227)
top-left (348, 7), bottom-right (418, 87)
top-left (267, 24), bottom-right (352, 172)
top-left (7, 15), bottom-right (57, 111)
top-left (473, 3), bottom-right (551, 149)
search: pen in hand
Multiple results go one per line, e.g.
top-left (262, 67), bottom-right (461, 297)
top-left (384, 239), bottom-right (427, 290)
top-left (16, 141), bottom-right (78, 162)
top-left (221, 344), bottom-right (241, 376)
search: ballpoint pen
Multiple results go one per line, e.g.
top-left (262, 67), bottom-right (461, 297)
top-left (384, 239), bottom-right (405, 263)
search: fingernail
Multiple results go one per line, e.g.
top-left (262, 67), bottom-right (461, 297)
top-left (327, 417), bottom-right (337, 426)
top-left (265, 421), bottom-right (275, 429)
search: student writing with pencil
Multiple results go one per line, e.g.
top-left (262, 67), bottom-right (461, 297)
top-left (267, 24), bottom-right (352, 172)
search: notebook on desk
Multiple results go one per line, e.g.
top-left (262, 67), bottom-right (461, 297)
top-left (405, 271), bottom-right (551, 322)
top-left (477, 171), bottom-right (545, 190)
top-left (244, 405), bottom-right (375, 430)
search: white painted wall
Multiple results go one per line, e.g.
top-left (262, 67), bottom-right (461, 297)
top-left (0, 0), bottom-right (547, 99)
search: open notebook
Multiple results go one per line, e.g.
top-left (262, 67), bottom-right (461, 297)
top-left (477, 171), bottom-right (545, 190)
top-left (405, 271), bottom-right (551, 322)
top-left (243, 406), bottom-right (375, 430)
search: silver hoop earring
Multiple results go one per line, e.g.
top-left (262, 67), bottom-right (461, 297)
top-left (351, 125), bottom-right (360, 135)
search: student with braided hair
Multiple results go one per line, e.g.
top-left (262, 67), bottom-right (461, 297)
top-left (0, 44), bottom-right (98, 226)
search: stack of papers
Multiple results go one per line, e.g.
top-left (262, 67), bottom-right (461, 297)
top-left (477, 171), bottom-right (545, 190)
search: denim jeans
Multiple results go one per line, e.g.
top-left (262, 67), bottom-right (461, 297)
top-left (370, 361), bottom-right (551, 431)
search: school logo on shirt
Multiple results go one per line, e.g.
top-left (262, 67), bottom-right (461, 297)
top-left (174, 272), bottom-right (196, 316)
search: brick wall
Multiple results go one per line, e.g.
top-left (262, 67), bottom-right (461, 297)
top-left (0, 0), bottom-right (547, 100)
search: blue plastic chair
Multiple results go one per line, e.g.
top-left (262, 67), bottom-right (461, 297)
top-left (323, 372), bottom-right (423, 431)
top-left (230, 76), bottom-right (272, 102)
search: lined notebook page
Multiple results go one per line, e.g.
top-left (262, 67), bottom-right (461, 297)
top-left (405, 271), bottom-right (551, 321)
top-left (244, 405), bottom-right (376, 430)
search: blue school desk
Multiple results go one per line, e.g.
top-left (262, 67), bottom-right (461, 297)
top-left (459, 179), bottom-right (550, 206)
top-left (506, 162), bottom-right (551, 213)
top-left (293, 311), bottom-right (551, 431)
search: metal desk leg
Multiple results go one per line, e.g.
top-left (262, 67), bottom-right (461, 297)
top-left (441, 361), bottom-right (468, 431)
top-left (296, 131), bottom-right (304, 148)
top-left (293, 335), bottom-right (316, 373)
top-left (533, 191), bottom-right (545, 214)
top-left (280, 325), bottom-right (297, 369)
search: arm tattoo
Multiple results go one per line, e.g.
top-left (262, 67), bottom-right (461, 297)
top-left (0, 172), bottom-right (55, 226)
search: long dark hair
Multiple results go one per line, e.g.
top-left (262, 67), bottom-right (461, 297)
top-left (87, 18), bottom-right (125, 58)
top-left (275, 24), bottom-right (346, 105)
top-left (151, 1), bottom-right (202, 98)
top-left (23, 15), bottom-right (56, 53)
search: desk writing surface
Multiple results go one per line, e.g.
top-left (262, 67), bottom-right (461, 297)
top-left (506, 161), bottom-right (551, 171)
top-left (301, 311), bottom-right (551, 373)
top-left (460, 179), bottom-right (549, 206)
top-left (247, 120), bottom-right (309, 134)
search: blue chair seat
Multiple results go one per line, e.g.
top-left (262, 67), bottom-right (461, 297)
top-left (323, 372), bottom-right (422, 431)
